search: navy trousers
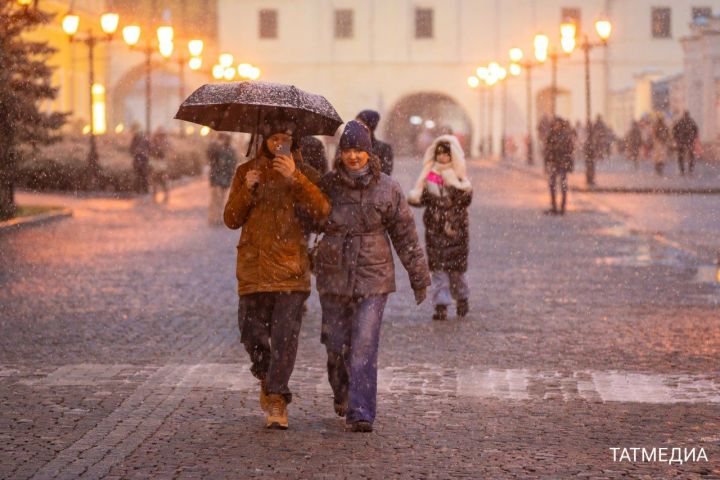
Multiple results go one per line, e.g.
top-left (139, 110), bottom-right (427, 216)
top-left (238, 291), bottom-right (308, 403)
top-left (320, 294), bottom-right (388, 424)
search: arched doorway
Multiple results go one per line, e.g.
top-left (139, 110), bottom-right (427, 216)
top-left (385, 92), bottom-right (472, 157)
top-left (111, 62), bottom-right (183, 133)
top-left (536, 87), bottom-right (572, 121)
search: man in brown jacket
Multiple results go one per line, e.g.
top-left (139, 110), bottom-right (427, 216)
top-left (224, 114), bottom-right (330, 429)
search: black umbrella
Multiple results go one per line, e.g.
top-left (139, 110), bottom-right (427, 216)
top-left (174, 81), bottom-right (343, 138)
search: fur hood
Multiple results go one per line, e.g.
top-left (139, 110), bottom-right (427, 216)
top-left (408, 135), bottom-right (472, 203)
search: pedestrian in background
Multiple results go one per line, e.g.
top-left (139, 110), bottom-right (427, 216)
top-left (626, 121), bottom-right (643, 170)
top-left (543, 116), bottom-right (575, 215)
top-left (224, 111), bottom-right (330, 430)
top-left (356, 109), bottom-right (394, 176)
top-left (314, 121), bottom-right (430, 432)
top-left (129, 123), bottom-right (151, 194)
top-left (207, 133), bottom-right (237, 226)
top-left (149, 127), bottom-right (170, 203)
top-left (300, 136), bottom-right (328, 175)
top-left (408, 135), bottom-right (472, 321)
top-left (672, 110), bottom-right (699, 175)
top-left (652, 114), bottom-right (670, 176)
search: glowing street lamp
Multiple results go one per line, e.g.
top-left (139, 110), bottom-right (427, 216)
top-left (219, 53), bottom-right (234, 68)
top-left (189, 57), bottom-right (202, 71)
top-left (188, 39), bottom-right (204, 57)
top-left (158, 41), bottom-right (174, 58)
top-left (156, 25), bottom-right (174, 44)
top-left (467, 75), bottom-right (480, 88)
top-left (223, 67), bottom-right (236, 81)
top-left (509, 47), bottom-right (524, 63)
top-left (122, 25), bottom-right (141, 46)
top-left (534, 33), bottom-right (549, 63)
top-left (100, 13), bottom-right (119, 36)
top-left (212, 64), bottom-right (225, 80)
top-left (61, 10), bottom-right (123, 180)
top-left (61, 14), bottom-right (80, 36)
top-left (595, 19), bottom-right (612, 43)
top-left (509, 63), bottom-right (522, 76)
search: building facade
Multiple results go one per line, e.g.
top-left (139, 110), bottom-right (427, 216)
top-left (216, 0), bottom-right (720, 155)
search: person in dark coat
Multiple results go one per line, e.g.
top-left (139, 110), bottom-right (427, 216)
top-left (207, 133), bottom-right (237, 226)
top-left (356, 109), bottom-right (394, 175)
top-left (299, 136), bottom-right (328, 175)
top-left (544, 116), bottom-right (575, 215)
top-left (672, 111), bottom-right (699, 175)
top-left (626, 121), bottom-right (643, 170)
top-left (652, 114), bottom-right (671, 176)
top-left (408, 135), bottom-right (472, 321)
top-left (129, 123), bottom-right (151, 194)
top-left (314, 121), bottom-right (430, 433)
top-left (224, 111), bottom-right (330, 430)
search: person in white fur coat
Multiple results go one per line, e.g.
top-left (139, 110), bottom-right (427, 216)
top-left (408, 135), bottom-right (473, 321)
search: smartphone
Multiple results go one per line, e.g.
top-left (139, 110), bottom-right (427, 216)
top-left (275, 142), bottom-right (291, 157)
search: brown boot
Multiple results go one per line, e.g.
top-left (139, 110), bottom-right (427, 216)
top-left (432, 304), bottom-right (448, 321)
top-left (259, 379), bottom-right (269, 413)
top-left (266, 394), bottom-right (288, 429)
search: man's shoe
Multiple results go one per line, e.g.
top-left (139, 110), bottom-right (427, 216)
top-left (259, 379), bottom-right (269, 412)
top-left (456, 299), bottom-right (469, 318)
top-left (265, 394), bottom-right (288, 429)
top-left (333, 400), bottom-right (348, 417)
top-left (350, 421), bottom-right (373, 432)
top-left (432, 304), bottom-right (448, 321)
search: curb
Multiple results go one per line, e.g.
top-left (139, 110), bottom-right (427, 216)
top-left (0, 208), bottom-right (73, 233)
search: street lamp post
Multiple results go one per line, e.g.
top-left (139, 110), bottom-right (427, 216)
top-left (580, 19), bottom-right (612, 186)
top-left (509, 46), bottom-right (540, 165)
top-left (62, 12), bottom-right (120, 181)
top-left (122, 24), bottom-right (176, 135)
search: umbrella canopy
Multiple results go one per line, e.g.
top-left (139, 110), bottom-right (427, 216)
top-left (174, 81), bottom-right (343, 137)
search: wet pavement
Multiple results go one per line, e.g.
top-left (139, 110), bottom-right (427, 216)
top-left (1, 160), bottom-right (719, 478)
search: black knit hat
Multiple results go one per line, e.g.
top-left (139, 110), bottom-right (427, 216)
top-left (356, 109), bottom-right (380, 132)
top-left (339, 121), bottom-right (372, 154)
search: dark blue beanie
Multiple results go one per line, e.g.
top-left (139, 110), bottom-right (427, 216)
top-left (339, 121), bottom-right (372, 154)
top-left (356, 109), bottom-right (380, 132)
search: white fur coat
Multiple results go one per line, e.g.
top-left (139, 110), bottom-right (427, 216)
top-left (408, 134), bottom-right (472, 204)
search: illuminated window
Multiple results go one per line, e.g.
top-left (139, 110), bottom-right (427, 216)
top-left (652, 7), bottom-right (672, 38)
top-left (415, 8), bottom-right (433, 39)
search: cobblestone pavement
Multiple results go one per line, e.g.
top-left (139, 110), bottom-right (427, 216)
top-left (1, 161), bottom-right (719, 479)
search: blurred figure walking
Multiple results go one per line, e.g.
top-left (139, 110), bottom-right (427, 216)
top-left (149, 127), bottom-right (171, 203)
top-left (207, 133), bottom-right (237, 226)
top-left (625, 121), bottom-right (643, 170)
top-left (129, 123), bottom-right (151, 194)
top-left (544, 117), bottom-right (576, 215)
top-left (408, 135), bottom-right (472, 321)
top-left (356, 109), bottom-right (394, 176)
top-left (652, 115), bottom-right (670, 176)
top-left (672, 111), bottom-right (699, 175)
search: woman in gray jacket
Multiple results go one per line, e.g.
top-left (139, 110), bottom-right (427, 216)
top-left (314, 121), bottom-right (431, 432)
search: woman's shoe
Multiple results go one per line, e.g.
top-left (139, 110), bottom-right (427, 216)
top-left (350, 421), bottom-right (373, 432)
top-left (432, 304), bottom-right (448, 321)
top-left (457, 299), bottom-right (469, 318)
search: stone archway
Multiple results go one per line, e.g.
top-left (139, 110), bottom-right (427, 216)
top-left (385, 92), bottom-right (473, 157)
top-left (111, 61), bottom-right (182, 133)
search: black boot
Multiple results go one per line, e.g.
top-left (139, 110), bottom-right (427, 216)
top-left (432, 304), bottom-right (448, 321)
top-left (456, 299), bottom-right (469, 318)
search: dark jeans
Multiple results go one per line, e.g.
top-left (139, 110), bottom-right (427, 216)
top-left (238, 291), bottom-right (308, 403)
top-left (320, 294), bottom-right (388, 424)
top-left (548, 168), bottom-right (568, 212)
top-left (133, 155), bottom-right (149, 194)
top-left (677, 144), bottom-right (694, 174)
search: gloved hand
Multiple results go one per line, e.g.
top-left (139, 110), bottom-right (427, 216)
top-left (414, 287), bottom-right (427, 305)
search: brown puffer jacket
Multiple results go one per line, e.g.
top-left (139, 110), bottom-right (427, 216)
top-left (224, 154), bottom-right (330, 295)
top-left (315, 156), bottom-right (430, 297)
